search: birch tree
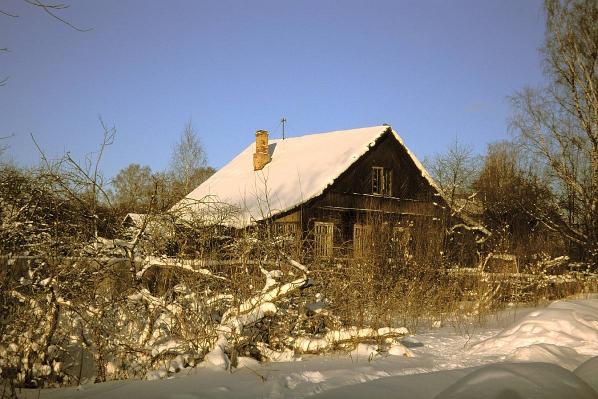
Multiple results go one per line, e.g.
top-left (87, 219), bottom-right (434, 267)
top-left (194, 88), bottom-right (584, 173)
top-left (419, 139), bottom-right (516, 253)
top-left (427, 137), bottom-right (480, 208)
top-left (510, 0), bottom-right (598, 263)
top-left (169, 120), bottom-right (214, 199)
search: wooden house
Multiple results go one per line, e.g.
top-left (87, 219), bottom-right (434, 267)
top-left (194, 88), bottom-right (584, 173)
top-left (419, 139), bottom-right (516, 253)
top-left (172, 125), bottom-right (467, 261)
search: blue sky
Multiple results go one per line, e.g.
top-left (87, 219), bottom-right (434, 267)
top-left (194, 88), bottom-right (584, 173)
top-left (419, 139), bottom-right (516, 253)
top-left (1, 0), bottom-right (546, 178)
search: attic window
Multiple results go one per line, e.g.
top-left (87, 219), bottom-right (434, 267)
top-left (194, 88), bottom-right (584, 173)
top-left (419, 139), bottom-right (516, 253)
top-left (372, 167), bottom-right (392, 196)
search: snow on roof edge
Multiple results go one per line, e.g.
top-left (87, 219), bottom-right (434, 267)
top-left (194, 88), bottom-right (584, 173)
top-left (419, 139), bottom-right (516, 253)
top-left (389, 129), bottom-right (491, 235)
top-left (172, 125), bottom-right (474, 230)
top-left (188, 126), bottom-right (390, 228)
top-left (250, 126), bottom-right (391, 222)
top-left (268, 127), bottom-right (452, 220)
top-left (389, 129), bottom-right (446, 199)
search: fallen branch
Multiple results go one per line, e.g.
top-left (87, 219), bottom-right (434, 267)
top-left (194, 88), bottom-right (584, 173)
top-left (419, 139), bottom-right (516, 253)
top-left (291, 326), bottom-right (409, 354)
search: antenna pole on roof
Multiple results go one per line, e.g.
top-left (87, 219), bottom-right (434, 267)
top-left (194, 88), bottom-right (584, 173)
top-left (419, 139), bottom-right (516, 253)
top-left (281, 117), bottom-right (287, 140)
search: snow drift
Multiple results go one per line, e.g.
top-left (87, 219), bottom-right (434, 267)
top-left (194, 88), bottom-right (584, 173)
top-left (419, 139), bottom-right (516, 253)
top-left (471, 299), bottom-right (598, 360)
top-left (434, 362), bottom-right (598, 399)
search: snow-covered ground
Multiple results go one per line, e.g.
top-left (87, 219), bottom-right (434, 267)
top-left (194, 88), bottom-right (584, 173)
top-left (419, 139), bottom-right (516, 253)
top-left (21, 295), bottom-right (598, 399)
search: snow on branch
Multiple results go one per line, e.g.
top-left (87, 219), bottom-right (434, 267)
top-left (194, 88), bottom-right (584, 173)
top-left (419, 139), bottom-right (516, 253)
top-left (222, 276), bottom-right (308, 323)
top-left (135, 256), bottom-right (228, 281)
top-left (279, 250), bottom-right (310, 274)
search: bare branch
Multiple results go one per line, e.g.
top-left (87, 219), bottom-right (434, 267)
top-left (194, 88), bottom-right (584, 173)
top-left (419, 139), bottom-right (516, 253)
top-left (23, 0), bottom-right (92, 32)
top-left (0, 9), bottom-right (19, 17)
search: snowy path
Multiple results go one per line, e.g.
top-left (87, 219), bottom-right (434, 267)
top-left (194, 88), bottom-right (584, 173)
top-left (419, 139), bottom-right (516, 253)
top-left (21, 297), bottom-right (598, 399)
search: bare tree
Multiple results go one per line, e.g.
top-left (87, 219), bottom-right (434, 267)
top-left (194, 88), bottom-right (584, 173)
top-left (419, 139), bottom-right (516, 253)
top-left (169, 120), bottom-right (213, 199)
top-left (32, 118), bottom-right (116, 239)
top-left (111, 164), bottom-right (154, 212)
top-left (510, 0), bottom-right (598, 262)
top-left (473, 141), bottom-right (558, 256)
top-left (427, 137), bottom-right (480, 208)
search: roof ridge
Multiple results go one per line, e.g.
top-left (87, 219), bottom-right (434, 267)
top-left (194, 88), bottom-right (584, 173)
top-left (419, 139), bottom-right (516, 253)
top-left (172, 125), bottom-right (446, 228)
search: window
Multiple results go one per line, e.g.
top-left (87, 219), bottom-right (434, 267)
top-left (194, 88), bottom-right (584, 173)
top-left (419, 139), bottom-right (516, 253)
top-left (353, 224), bottom-right (373, 257)
top-left (273, 222), bottom-right (301, 255)
top-left (372, 167), bottom-right (392, 196)
top-left (383, 168), bottom-right (392, 196)
top-left (273, 222), bottom-right (299, 238)
top-left (314, 222), bottom-right (334, 257)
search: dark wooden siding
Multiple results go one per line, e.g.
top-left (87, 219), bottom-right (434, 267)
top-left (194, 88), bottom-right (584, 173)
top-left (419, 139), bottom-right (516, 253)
top-left (330, 130), bottom-right (438, 201)
top-left (271, 129), bottom-right (451, 261)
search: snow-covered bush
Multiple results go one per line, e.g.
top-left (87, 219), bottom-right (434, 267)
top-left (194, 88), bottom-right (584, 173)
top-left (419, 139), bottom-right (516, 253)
top-left (1, 159), bottom-right (595, 391)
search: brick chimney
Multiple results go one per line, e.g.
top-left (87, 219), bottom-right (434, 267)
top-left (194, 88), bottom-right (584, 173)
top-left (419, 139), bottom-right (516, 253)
top-left (253, 129), bottom-right (271, 171)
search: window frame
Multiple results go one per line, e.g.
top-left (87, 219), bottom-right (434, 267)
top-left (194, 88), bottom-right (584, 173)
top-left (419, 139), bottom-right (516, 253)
top-left (372, 166), bottom-right (392, 197)
top-left (372, 166), bottom-right (383, 195)
top-left (383, 168), bottom-right (392, 196)
top-left (314, 221), bottom-right (334, 258)
top-left (353, 223), bottom-right (373, 257)
top-left (273, 221), bottom-right (301, 255)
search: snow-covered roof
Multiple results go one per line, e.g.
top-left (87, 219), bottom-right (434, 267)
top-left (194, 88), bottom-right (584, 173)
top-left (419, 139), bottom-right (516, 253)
top-left (172, 125), bottom-right (444, 228)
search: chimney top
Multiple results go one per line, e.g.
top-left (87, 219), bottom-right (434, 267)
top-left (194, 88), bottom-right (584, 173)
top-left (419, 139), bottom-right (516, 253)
top-left (253, 129), bottom-right (270, 171)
